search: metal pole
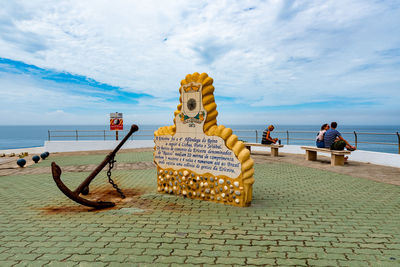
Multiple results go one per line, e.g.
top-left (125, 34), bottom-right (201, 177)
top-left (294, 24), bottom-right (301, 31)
top-left (255, 130), bottom-right (258, 143)
top-left (76, 130), bottom-right (78, 141)
top-left (104, 130), bottom-right (106, 141)
top-left (397, 132), bottom-right (400, 154)
top-left (286, 130), bottom-right (289, 145)
top-left (48, 130), bottom-right (51, 141)
top-left (116, 131), bottom-right (119, 141)
top-left (354, 131), bottom-right (358, 149)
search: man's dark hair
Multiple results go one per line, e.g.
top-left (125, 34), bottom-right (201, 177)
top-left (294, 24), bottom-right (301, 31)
top-left (331, 122), bottom-right (338, 128)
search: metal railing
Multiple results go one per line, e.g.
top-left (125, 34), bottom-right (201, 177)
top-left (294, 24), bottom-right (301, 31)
top-left (48, 129), bottom-right (400, 154)
top-left (48, 129), bottom-right (154, 141)
top-left (234, 130), bottom-right (400, 154)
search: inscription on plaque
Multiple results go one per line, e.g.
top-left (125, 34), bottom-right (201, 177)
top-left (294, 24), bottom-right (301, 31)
top-left (155, 135), bottom-right (241, 177)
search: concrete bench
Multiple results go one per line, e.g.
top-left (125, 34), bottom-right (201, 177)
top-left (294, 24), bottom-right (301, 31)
top-left (245, 143), bottom-right (284, 157)
top-left (300, 146), bottom-right (351, 166)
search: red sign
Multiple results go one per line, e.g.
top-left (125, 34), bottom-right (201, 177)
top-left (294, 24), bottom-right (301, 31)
top-left (110, 113), bottom-right (123, 131)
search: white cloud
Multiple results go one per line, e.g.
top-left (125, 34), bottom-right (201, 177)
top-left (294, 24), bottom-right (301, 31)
top-left (0, 0), bottom-right (399, 124)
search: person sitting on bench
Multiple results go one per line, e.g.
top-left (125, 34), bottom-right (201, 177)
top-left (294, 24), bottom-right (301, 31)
top-left (261, 125), bottom-right (281, 145)
top-left (324, 122), bottom-right (356, 151)
top-left (316, 123), bottom-right (329, 148)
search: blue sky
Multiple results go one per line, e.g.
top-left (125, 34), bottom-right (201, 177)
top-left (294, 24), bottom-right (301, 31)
top-left (0, 0), bottom-right (399, 125)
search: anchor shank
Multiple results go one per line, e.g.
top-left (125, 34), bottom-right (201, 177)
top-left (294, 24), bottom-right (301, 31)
top-left (73, 124), bottom-right (139, 195)
top-left (73, 154), bottom-right (113, 194)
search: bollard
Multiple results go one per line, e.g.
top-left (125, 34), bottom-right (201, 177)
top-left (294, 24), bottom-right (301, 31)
top-left (17, 158), bottom-right (26, 167)
top-left (32, 155), bottom-right (40, 163)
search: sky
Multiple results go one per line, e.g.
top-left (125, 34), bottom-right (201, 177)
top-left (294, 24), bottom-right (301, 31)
top-left (0, 0), bottom-right (399, 126)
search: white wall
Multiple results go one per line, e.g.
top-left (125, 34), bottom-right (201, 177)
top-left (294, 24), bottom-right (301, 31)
top-left (44, 140), bottom-right (154, 153)
top-left (252, 145), bottom-right (400, 168)
top-left (0, 146), bottom-right (45, 155)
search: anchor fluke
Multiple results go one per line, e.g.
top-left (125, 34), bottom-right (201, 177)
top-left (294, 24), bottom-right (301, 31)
top-left (51, 162), bottom-right (116, 209)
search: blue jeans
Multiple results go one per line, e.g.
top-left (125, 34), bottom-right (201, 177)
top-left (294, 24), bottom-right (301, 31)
top-left (316, 140), bottom-right (325, 148)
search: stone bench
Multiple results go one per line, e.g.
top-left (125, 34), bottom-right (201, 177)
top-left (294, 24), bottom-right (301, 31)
top-left (245, 143), bottom-right (284, 157)
top-left (300, 146), bottom-right (351, 166)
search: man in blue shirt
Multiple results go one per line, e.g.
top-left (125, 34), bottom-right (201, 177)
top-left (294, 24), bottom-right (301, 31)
top-left (324, 122), bottom-right (356, 151)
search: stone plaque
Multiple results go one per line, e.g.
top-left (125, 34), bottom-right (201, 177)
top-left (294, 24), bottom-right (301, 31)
top-left (154, 72), bottom-right (254, 206)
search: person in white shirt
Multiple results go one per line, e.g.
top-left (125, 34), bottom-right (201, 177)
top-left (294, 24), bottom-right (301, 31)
top-left (316, 123), bottom-right (329, 148)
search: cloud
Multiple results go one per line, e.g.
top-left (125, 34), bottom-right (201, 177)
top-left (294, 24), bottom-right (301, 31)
top-left (0, 0), bottom-right (399, 125)
top-left (0, 58), bottom-right (153, 103)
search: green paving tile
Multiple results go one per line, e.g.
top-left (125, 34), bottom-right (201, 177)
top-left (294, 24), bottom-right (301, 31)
top-left (337, 260), bottom-right (370, 267)
top-left (13, 260), bottom-right (51, 267)
top-left (308, 259), bottom-right (338, 266)
top-left (73, 262), bottom-right (107, 267)
top-left (125, 255), bottom-right (157, 263)
top-left (0, 253), bottom-right (13, 261)
top-left (96, 254), bottom-right (127, 262)
top-left (185, 256), bottom-right (216, 264)
top-left (44, 262), bottom-right (76, 267)
top-left (200, 250), bottom-right (229, 257)
top-left (0, 261), bottom-right (20, 267)
top-left (154, 256), bottom-right (185, 264)
top-left (37, 254), bottom-right (72, 261)
top-left (68, 254), bottom-right (100, 262)
top-left (246, 257), bottom-right (275, 265)
top-left (215, 256), bottom-right (246, 265)
top-left (276, 258), bottom-right (308, 266)
top-left (0, 151), bottom-right (399, 266)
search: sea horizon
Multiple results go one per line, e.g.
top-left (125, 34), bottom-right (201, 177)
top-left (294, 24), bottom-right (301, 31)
top-left (3, 124), bottom-right (400, 126)
top-left (1, 124), bottom-right (399, 154)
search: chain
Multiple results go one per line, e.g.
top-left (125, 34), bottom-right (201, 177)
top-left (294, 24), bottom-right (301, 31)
top-left (107, 155), bottom-right (125, 199)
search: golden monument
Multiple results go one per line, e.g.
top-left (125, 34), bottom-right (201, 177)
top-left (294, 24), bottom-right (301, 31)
top-left (154, 72), bottom-right (254, 206)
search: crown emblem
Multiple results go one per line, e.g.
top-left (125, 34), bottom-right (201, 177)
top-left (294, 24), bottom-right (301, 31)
top-left (182, 82), bottom-right (202, 92)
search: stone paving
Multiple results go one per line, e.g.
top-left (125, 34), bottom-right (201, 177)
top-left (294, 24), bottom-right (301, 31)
top-left (0, 150), bottom-right (400, 266)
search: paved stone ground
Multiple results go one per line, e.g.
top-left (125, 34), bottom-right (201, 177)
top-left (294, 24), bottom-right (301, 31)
top-left (251, 152), bottom-right (400, 186)
top-left (0, 150), bottom-right (400, 266)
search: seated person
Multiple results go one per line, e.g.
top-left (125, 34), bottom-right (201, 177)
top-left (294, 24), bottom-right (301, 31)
top-left (324, 122), bottom-right (356, 151)
top-left (261, 125), bottom-right (280, 144)
top-left (316, 123), bottom-right (329, 148)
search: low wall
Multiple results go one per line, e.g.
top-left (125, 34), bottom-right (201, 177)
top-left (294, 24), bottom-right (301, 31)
top-left (253, 145), bottom-right (400, 168)
top-left (0, 146), bottom-right (45, 155)
top-left (44, 140), bottom-right (154, 153)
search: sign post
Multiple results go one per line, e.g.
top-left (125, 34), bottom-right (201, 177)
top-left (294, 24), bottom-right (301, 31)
top-left (110, 112), bottom-right (123, 140)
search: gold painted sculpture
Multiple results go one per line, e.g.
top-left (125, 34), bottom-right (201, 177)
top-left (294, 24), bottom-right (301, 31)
top-left (154, 72), bottom-right (254, 206)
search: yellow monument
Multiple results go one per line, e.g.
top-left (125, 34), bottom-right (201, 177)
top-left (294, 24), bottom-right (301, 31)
top-left (154, 72), bottom-right (254, 207)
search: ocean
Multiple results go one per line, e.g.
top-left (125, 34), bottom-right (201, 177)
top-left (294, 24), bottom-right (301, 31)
top-left (1, 125), bottom-right (399, 154)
